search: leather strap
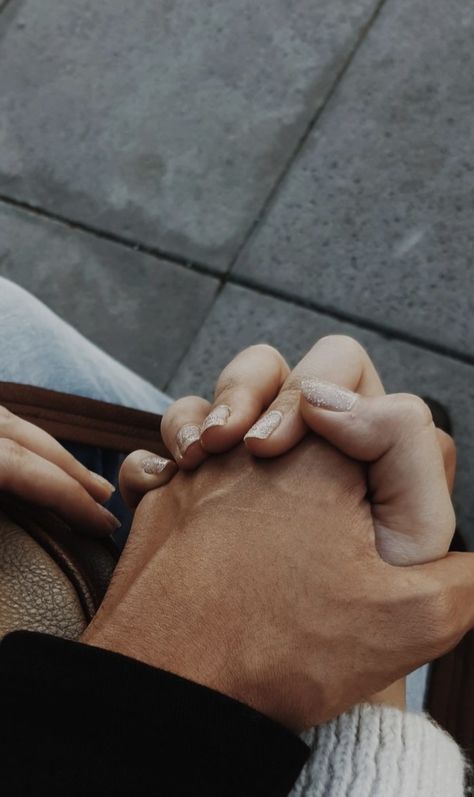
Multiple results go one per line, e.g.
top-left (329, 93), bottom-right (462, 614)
top-left (0, 382), bottom-right (168, 454)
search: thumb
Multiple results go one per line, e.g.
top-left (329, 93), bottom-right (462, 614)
top-left (301, 379), bottom-right (455, 566)
top-left (119, 450), bottom-right (177, 509)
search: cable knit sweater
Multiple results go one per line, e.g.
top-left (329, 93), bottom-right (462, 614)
top-left (291, 704), bottom-right (468, 796)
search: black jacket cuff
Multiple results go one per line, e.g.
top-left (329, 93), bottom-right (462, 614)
top-left (1, 631), bottom-right (309, 796)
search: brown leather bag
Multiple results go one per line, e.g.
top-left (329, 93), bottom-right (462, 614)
top-left (0, 381), bottom-right (167, 640)
top-left (0, 381), bottom-right (472, 764)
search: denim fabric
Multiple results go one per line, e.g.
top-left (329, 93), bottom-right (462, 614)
top-left (0, 278), bottom-right (172, 412)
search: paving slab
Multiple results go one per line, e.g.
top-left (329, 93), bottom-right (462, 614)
top-left (169, 284), bottom-right (474, 547)
top-left (0, 0), bottom-right (381, 269)
top-left (0, 203), bottom-right (218, 387)
top-left (234, 0), bottom-right (474, 357)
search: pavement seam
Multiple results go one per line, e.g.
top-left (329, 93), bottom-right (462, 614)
top-left (228, 274), bottom-right (474, 368)
top-left (162, 280), bottom-right (226, 394)
top-left (1, 192), bottom-right (473, 369)
top-left (226, 0), bottom-right (391, 275)
top-left (0, 192), bottom-right (217, 277)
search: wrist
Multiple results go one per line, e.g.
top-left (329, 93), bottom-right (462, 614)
top-left (368, 678), bottom-right (406, 710)
top-left (82, 587), bottom-right (306, 732)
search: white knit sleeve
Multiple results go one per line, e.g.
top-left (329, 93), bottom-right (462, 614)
top-left (290, 704), bottom-right (467, 797)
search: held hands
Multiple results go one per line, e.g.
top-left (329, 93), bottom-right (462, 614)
top-left (123, 335), bottom-right (456, 566)
top-left (84, 336), bottom-right (474, 733)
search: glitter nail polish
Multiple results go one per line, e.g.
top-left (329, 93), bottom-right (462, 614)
top-left (244, 410), bottom-right (283, 440)
top-left (301, 378), bottom-right (357, 412)
top-left (176, 423), bottom-right (201, 456)
top-left (142, 455), bottom-right (171, 475)
top-left (201, 404), bottom-right (232, 434)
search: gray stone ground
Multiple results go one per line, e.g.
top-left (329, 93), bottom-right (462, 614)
top-left (0, 0), bottom-right (473, 543)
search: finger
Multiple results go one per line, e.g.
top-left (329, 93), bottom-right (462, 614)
top-left (161, 397), bottom-right (210, 470)
top-left (245, 335), bottom-right (385, 457)
top-left (436, 429), bottom-right (456, 493)
top-left (0, 406), bottom-right (115, 502)
top-left (0, 439), bottom-right (120, 536)
top-left (300, 382), bottom-right (455, 565)
top-left (119, 450), bottom-right (177, 509)
top-left (198, 345), bottom-right (290, 454)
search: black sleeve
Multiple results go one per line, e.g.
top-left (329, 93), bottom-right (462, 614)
top-left (0, 632), bottom-right (309, 797)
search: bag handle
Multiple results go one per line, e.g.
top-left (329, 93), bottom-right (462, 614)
top-left (0, 382), bottom-right (168, 454)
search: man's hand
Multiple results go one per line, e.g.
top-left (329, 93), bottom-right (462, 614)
top-left (0, 405), bottom-right (120, 534)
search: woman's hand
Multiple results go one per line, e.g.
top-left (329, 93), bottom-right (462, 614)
top-left (0, 405), bottom-right (122, 535)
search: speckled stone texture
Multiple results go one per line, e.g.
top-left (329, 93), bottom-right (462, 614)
top-left (169, 285), bottom-right (474, 547)
top-left (0, 0), bottom-right (380, 269)
top-left (234, 0), bottom-right (474, 356)
top-left (0, 204), bottom-right (218, 387)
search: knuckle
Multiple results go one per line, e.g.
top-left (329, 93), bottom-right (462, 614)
top-left (274, 384), bottom-right (302, 412)
top-left (215, 372), bottom-right (239, 396)
top-left (281, 375), bottom-right (305, 393)
top-left (420, 580), bottom-right (461, 655)
top-left (318, 334), bottom-right (366, 359)
top-left (0, 438), bottom-right (24, 484)
top-left (391, 393), bottom-right (434, 428)
top-left (0, 405), bottom-right (12, 425)
top-left (216, 344), bottom-right (286, 396)
top-left (437, 428), bottom-right (456, 458)
top-left (164, 396), bottom-right (206, 419)
top-left (173, 394), bottom-right (204, 407)
top-left (247, 343), bottom-right (284, 363)
top-left (0, 437), bottom-right (23, 462)
top-left (445, 503), bottom-right (457, 538)
top-left (244, 343), bottom-right (288, 377)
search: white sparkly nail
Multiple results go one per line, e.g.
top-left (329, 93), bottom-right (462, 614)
top-left (244, 410), bottom-right (283, 440)
top-left (176, 423), bottom-right (201, 456)
top-left (301, 378), bottom-right (357, 412)
top-left (201, 404), bottom-right (231, 434)
top-left (142, 455), bottom-right (171, 475)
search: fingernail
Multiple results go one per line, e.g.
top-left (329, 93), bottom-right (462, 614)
top-left (301, 378), bottom-right (357, 412)
top-left (99, 505), bottom-right (122, 531)
top-left (201, 404), bottom-right (232, 434)
top-left (244, 410), bottom-right (283, 440)
top-left (141, 455), bottom-right (172, 475)
top-left (91, 472), bottom-right (116, 493)
top-left (176, 423), bottom-right (201, 457)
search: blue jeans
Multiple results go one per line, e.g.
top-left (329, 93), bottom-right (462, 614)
top-left (0, 277), bottom-right (428, 711)
top-left (0, 277), bottom-right (171, 539)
